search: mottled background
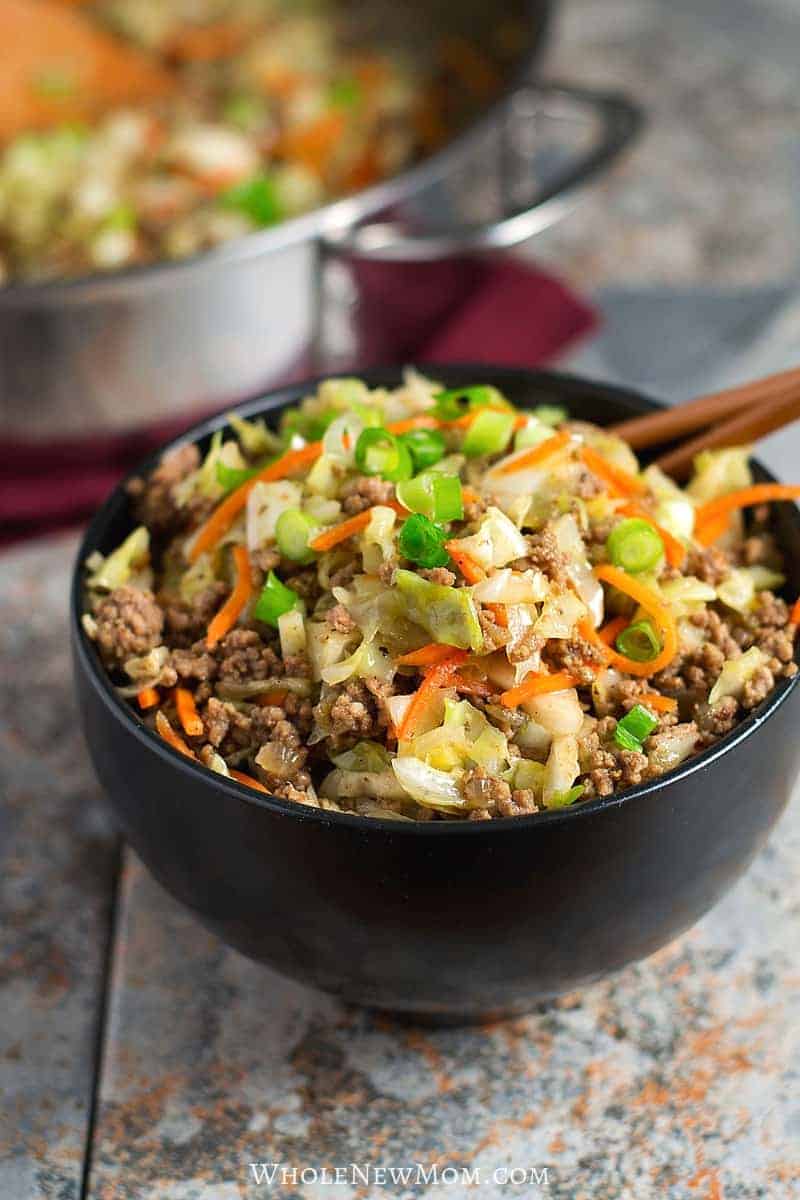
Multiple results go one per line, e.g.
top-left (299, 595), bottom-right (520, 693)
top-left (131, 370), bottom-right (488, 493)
top-left (3, 0), bottom-right (800, 1197)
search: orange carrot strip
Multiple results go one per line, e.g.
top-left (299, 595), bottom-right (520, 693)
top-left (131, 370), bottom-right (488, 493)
top-left (230, 769), bottom-right (269, 793)
top-left (256, 689), bottom-right (289, 707)
top-left (397, 652), bottom-right (467, 740)
top-left (791, 598), bottom-right (800, 625)
top-left (189, 441), bottom-right (322, 562)
top-left (174, 687), bottom-right (203, 738)
top-left (309, 510), bottom-right (372, 553)
top-left (579, 446), bottom-right (646, 497)
top-left (386, 415), bottom-right (440, 435)
top-left (500, 671), bottom-right (578, 709)
top-left (695, 513), bottom-right (730, 545)
top-left (493, 430), bottom-right (572, 476)
top-left (592, 564), bottom-right (679, 676)
top-left (597, 615), bottom-right (628, 646)
top-left (639, 692), bottom-right (678, 713)
top-left (444, 542), bottom-right (485, 584)
top-left (206, 545), bottom-right (252, 649)
top-left (137, 686), bottom-right (160, 710)
top-left (461, 486), bottom-right (481, 505)
top-left (155, 710), bottom-right (196, 759)
top-left (485, 602), bottom-right (509, 628)
top-left (694, 484), bottom-right (800, 546)
top-left (619, 502), bottom-right (686, 568)
top-left (397, 643), bottom-right (459, 667)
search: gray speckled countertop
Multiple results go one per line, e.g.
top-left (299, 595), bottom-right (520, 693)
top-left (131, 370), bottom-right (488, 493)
top-left (4, 0), bottom-right (800, 1196)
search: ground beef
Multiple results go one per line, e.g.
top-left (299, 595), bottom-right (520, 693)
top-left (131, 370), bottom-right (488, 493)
top-left (462, 495), bottom-right (487, 523)
top-left (511, 527), bottom-right (568, 584)
top-left (579, 720), bottom-right (649, 797)
top-left (341, 475), bottom-right (395, 515)
top-left (479, 609), bottom-right (510, 651)
top-left (250, 547), bottom-right (281, 574)
top-left (741, 664), bottom-right (776, 710)
top-left (326, 604), bottom-right (357, 633)
top-left (507, 626), bottom-right (543, 665)
top-left (94, 586), bottom-right (164, 667)
top-left (216, 629), bottom-right (282, 682)
top-left (461, 767), bottom-right (512, 812)
top-left (418, 566), bottom-right (457, 587)
top-left (283, 565), bottom-right (323, 606)
top-left (283, 653), bottom-right (312, 678)
top-left (126, 443), bottom-right (200, 535)
top-left (316, 677), bottom-right (391, 746)
top-left (328, 560), bottom-right (359, 590)
top-left (203, 695), bottom-right (310, 758)
top-left (162, 583), bottom-right (227, 648)
top-left (686, 544), bottom-right (732, 585)
top-left (544, 635), bottom-right (604, 684)
top-left (694, 696), bottom-right (738, 743)
top-left (170, 642), bottom-right (217, 683)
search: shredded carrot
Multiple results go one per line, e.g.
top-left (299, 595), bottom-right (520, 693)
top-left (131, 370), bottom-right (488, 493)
top-left (397, 643), bottom-right (460, 667)
top-left (694, 512), bottom-right (730, 545)
top-left (639, 691), bottom-right (678, 713)
top-left (445, 541), bottom-right (485, 584)
top-left (155, 710), bottom-right (196, 759)
top-left (694, 484), bottom-right (800, 546)
top-left (493, 430), bottom-right (572, 476)
top-left (174, 687), bottom-right (203, 737)
top-left (385, 415), bottom-right (440, 435)
top-left (500, 671), bottom-right (578, 709)
top-left (189, 441), bottom-right (322, 562)
top-left (256, 689), bottom-right (289, 707)
top-left (230, 769), bottom-right (269, 793)
top-left (276, 109), bottom-right (346, 173)
top-left (309, 509), bottom-right (372, 552)
top-left (206, 545), bottom-right (252, 649)
top-left (397, 651), bottom-right (467, 740)
top-left (137, 686), bottom-right (160, 710)
top-left (619, 502), bottom-right (686, 568)
top-left (485, 602), bottom-right (509, 628)
top-left (791, 598), bottom-right (800, 625)
top-left (597, 615), bottom-right (628, 646)
top-left (461, 486), bottom-right (481, 505)
top-left (591, 564), bottom-right (679, 676)
top-left (579, 446), bottom-right (646, 497)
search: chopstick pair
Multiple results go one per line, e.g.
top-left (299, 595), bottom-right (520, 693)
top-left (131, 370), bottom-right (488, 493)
top-left (610, 367), bottom-right (800, 479)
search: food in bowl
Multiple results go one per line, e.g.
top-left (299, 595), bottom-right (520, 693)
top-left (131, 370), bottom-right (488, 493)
top-left (0, 0), bottom-right (455, 283)
top-left (82, 371), bottom-right (800, 821)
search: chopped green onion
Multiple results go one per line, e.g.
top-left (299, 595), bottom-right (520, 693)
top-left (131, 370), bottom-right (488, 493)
top-left (614, 704), bottom-right (658, 752)
top-left (281, 407), bottom-right (337, 443)
top-left (275, 509), bottom-right (319, 564)
top-left (254, 571), bottom-right (301, 627)
top-left (218, 173), bottom-right (283, 226)
top-left (532, 404), bottom-right (568, 426)
top-left (329, 76), bottom-right (363, 108)
top-left (616, 620), bottom-right (662, 663)
top-left (462, 409), bottom-right (515, 458)
top-left (396, 473), bottom-right (463, 521)
top-left (399, 428), bottom-right (446, 472)
top-left (398, 514), bottom-right (450, 568)
top-left (216, 460), bottom-right (260, 493)
top-left (606, 518), bottom-right (664, 573)
top-left (432, 385), bottom-right (510, 421)
top-left (354, 427), bottom-right (413, 481)
top-left (546, 784), bottom-right (585, 809)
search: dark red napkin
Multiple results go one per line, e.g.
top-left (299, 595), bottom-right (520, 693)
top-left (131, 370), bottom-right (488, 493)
top-left (0, 257), bottom-right (596, 549)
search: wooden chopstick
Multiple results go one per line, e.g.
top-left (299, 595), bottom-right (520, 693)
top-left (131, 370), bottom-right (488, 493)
top-left (610, 366), bottom-right (800, 450)
top-left (655, 390), bottom-right (800, 479)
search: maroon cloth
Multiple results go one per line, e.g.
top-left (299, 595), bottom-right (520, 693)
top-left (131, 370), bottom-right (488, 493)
top-left (0, 257), bottom-right (596, 548)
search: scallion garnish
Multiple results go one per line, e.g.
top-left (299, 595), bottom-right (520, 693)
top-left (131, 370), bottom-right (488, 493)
top-left (614, 703), bottom-right (658, 751)
top-left (398, 514), bottom-right (450, 568)
top-left (399, 428), bottom-right (446, 472)
top-left (218, 173), bottom-right (283, 226)
top-left (606, 518), bottom-right (664, 573)
top-left (462, 409), bottom-right (515, 458)
top-left (274, 509), bottom-right (319, 564)
top-left (354, 427), bottom-right (413, 481)
top-left (432, 385), bottom-right (508, 421)
top-left (546, 784), bottom-right (585, 809)
top-left (615, 620), bottom-right (662, 663)
top-left (254, 571), bottom-right (301, 627)
top-left (216, 460), bottom-right (261, 493)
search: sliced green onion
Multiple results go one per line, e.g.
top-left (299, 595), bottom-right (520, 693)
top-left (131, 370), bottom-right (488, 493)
top-left (432, 385), bottom-right (510, 421)
top-left (462, 409), bottom-right (515, 458)
top-left (616, 620), bottom-right (662, 663)
top-left (398, 514), bottom-right (450, 568)
top-left (399, 428), bottom-right (446, 472)
top-left (281, 407), bottom-right (338, 443)
top-left (396, 473), bottom-right (463, 521)
top-left (254, 571), bottom-right (300, 627)
top-left (614, 703), bottom-right (658, 752)
top-left (275, 509), bottom-right (319, 564)
top-left (329, 76), bottom-right (363, 108)
top-left (532, 404), bottom-right (567, 426)
top-left (546, 784), bottom-right (585, 809)
top-left (218, 173), bottom-right (283, 226)
top-left (606, 518), bottom-right (664, 573)
top-left (216, 460), bottom-right (260, 493)
top-left (355, 428), bottom-right (413, 482)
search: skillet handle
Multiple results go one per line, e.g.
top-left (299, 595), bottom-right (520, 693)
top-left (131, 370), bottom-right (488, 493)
top-left (320, 82), bottom-right (643, 261)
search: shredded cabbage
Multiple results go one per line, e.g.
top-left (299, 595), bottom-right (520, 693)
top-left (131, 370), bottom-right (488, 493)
top-left (394, 569), bottom-right (483, 652)
top-left (647, 726), bottom-right (698, 774)
top-left (226, 411), bottom-right (282, 456)
top-left (331, 741), bottom-right (392, 772)
top-left (472, 568), bottom-right (548, 604)
top-left (642, 464), bottom-right (695, 540)
top-left (552, 513), bottom-right (604, 625)
top-left (659, 575), bottom-right (716, 618)
top-left (179, 552), bottom-right (217, 603)
top-left (278, 609), bottom-right (307, 658)
top-left (534, 589), bottom-right (587, 638)
top-left (716, 566), bottom-right (785, 614)
top-left (524, 688), bottom-right (584, 735)
top-left (246, 480), bottom-right (302, 549)
top-left (305, 621), bottom-right (356, 681)
top-left (687, 446), bottom-right (753, 503)
top-left (86, 526), bottom-right (150, 591)
top-left (708, 646), bottom-right (768, 705)
top-left (320, 635), bottom-right (393, 686)
top-left (306, 453), bottom-right (348, 498)
top-left (542, 734), bottom-right (580, 807)
top-left (402, 697), bottom-right (510, 774)
top-left (362, 505), bottom-right (397, 575)
top-left (447, 506), bottom-right (529, 571)
top-left (391, 757), bottom-right (467, 811)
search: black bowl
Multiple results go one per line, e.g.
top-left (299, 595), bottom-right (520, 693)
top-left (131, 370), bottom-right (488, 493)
top-left (71, 366), bottom-right (800, 1020)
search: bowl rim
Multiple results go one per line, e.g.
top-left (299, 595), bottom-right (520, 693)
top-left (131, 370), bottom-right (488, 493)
top-left (71, 363), bottom-right (800, 836)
